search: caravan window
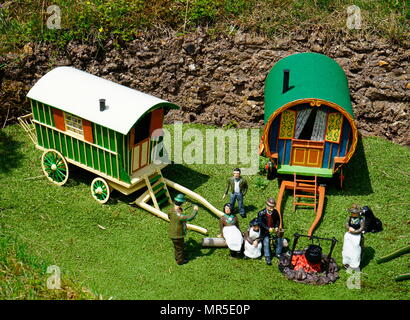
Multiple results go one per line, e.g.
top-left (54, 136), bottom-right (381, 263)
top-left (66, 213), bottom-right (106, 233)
top-left (294, 106), bottom-right (327, 141)
top-left (65, 113), bottom-right (83, 136)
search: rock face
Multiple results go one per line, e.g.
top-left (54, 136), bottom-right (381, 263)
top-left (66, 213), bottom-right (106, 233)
top-left (0, 29), bottom-right (408, 145)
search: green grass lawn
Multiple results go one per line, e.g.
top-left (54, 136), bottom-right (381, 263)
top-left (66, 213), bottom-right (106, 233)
top-left (0, 123), bottom-right (409, 300)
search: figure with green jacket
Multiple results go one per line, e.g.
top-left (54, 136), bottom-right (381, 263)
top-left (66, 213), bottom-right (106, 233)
top-left (222, 168), bottom-right (248, 218)
top-left (168, 193), bottom-right (198, 265)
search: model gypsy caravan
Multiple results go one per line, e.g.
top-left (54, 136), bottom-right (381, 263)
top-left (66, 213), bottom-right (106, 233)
top-left (19, 67), bottom-right (223, 234)
top-left (259, 53), bottom-right (358, 236)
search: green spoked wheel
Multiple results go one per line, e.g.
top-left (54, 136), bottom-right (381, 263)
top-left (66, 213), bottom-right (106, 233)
top-left (41, 149), bottom-right (69, 186)
top-left (91, 177), bottom-right (110, 204)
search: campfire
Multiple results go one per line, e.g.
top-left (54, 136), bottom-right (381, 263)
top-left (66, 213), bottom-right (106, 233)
top-left (291, 253), bottom-right (322, 273)
top-left (278, 233), bottom-right (339, 285)
top-left (279, 250), bottom-right (339, 285)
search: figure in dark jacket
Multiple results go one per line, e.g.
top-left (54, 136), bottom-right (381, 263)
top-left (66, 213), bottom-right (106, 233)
top-left (222, 168), bottom-right (248, 218)
top-left (257, 197), bottom-right (284, 265)
top-left (168, 193), bottom-right (198, 265)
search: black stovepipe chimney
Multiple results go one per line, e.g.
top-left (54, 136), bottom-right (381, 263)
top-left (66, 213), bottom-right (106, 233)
top-left (283, 69), bottom-right (290, 93)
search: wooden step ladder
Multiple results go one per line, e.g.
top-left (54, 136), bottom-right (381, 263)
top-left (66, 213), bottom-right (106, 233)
top-left (144, 169), bottom-right (173, 210)
top-left (293, 173), bottom-right (318, 212)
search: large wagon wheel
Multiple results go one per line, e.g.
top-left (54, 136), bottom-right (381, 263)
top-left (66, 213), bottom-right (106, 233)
top-left (91, 177), bottom-right (110, 204)
top-left (41, 149), bottom-right (69, 186)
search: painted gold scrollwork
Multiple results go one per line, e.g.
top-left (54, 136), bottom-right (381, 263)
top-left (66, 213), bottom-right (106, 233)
top-left (279, 110), bottom-right (296, 139)
top-left (309, 100), bottom-right (322, 107)
top-left (325, 113), bottom-right (343, 143)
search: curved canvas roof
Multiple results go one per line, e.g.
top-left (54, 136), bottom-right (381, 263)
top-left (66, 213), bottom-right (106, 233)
top-left (27, 67), bottom-right (179, 135)
top-left (264, 53), bottom-right (354, 123)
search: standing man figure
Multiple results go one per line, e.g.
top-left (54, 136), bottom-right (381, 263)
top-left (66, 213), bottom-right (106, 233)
top-left (257, 197), bottom-right (283, 265)
top-left (223, 168), bottom-right (248, 218)
top-left (168, 193), bottom-right (198, 265)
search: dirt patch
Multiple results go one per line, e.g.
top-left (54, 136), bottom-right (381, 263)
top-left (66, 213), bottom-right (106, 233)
top-left (0, 28), bottom-right (408, 145)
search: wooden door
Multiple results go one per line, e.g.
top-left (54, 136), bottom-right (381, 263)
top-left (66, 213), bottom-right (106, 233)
top-left (132, 137), bottom-right (150, 172)
top-left (291, 140), bottom-right (324, 167)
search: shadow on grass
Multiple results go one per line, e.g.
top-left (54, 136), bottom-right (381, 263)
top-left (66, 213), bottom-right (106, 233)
top-left (185, 238), bottom-right (216, 261)
top-left (162, 163), bottom-right (210, 191)
top-left (163, 163), bottom-right (224, 219)
top-left (64, 165), bottom-right (95, 186)
top-left (0, 130), bottom-right (23, 174)
top-left (328, 136), bottom-right (373, 196)
top-left (361, 246), bottom-right (375, 269)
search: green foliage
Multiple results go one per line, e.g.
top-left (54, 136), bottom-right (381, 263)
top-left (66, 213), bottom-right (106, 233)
top-left (0, 0), bottom-right (408, 54)
top-left (186, 0), bottom-right (219, 24)
top-left (255, 176), bottom-right (269, 190)
top-left (224, 0), bottom-right (249, 16)
top-left (222, 120), bottom-right (239, 129)
top-left (1, 123), bottom-right (409, 299)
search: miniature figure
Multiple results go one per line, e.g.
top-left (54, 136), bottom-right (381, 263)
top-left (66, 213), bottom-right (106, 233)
top-left (168, 194), bottom-right (198, 265)
top-left (257, 197), bottom-right (284, 265)
top-left (222, 168), bottom-right (248, 218)
top-left (243, 218), bottom-right (263, 259)
top-left (218, 203), bottom-right (243, 258)
top-left (342, 204), bottom-right (365, 270)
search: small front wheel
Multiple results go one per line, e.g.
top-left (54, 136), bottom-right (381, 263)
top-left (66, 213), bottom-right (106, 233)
top-left (41, 149), bottom-right (69, 186)
top-left (91, 177), bottom-right (110, 204)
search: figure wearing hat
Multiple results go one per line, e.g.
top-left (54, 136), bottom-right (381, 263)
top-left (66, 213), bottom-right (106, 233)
top-left (168, 193), bottom-right (199, 265)
top-left (222, 168), bottom-right (248, 218)
top-left (257, 197), bottom-right (284, 265)
top-left (342, 204), bottom-right (365, 269)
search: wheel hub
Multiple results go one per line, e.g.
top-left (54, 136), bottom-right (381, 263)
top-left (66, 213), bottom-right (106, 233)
top-left (51, 164), bottom-right (57, 171)
top-left (95, 187), bottom-right (103, 195)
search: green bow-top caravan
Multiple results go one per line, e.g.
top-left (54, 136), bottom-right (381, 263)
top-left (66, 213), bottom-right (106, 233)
top-left (19, 66), bottom-right (223, 234)
top-left (259, 53), bottom-right (358, 236)
top-left (260, 52), bottom-right (358, 179)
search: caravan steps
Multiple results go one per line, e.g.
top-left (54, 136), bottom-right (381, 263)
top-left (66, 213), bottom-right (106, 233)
top-left (276, 179), bottom-right (326, 237)
top-left (144, 170), bottom-right (172, 210)
top-left (293, 173), bottom-right (318, 212)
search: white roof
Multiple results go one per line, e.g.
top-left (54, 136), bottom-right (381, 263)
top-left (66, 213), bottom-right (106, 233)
top-left (27, 66), bottom-right (178, 135)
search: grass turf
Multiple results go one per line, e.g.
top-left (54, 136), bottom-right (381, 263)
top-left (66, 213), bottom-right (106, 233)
top-left (0, 123), bottom-right (409, 300)
top-left (0, 230), bottom-right (98, 299)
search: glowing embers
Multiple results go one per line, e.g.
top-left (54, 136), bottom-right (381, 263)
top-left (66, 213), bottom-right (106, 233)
top-left (278, 251), bottom-right (339, 285)
top-left (291, 253), bottom-right (321, 273)
top-left (278, 233), bottom-right (339, 285)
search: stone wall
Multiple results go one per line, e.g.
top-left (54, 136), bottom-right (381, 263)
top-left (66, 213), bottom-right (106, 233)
top-left (0, 29), bottom-right (408, 145)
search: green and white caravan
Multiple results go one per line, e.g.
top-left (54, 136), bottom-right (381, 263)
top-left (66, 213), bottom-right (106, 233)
top-left (19, 66), bottom-right (222, 234)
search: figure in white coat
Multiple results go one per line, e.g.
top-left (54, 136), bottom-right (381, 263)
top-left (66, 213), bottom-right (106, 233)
top-left (342, 204), bottom-right (365, 270)
top-left (218, 203), bottom-right (243, 258)
top-left (243, 218), bottom-right (263, 259)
